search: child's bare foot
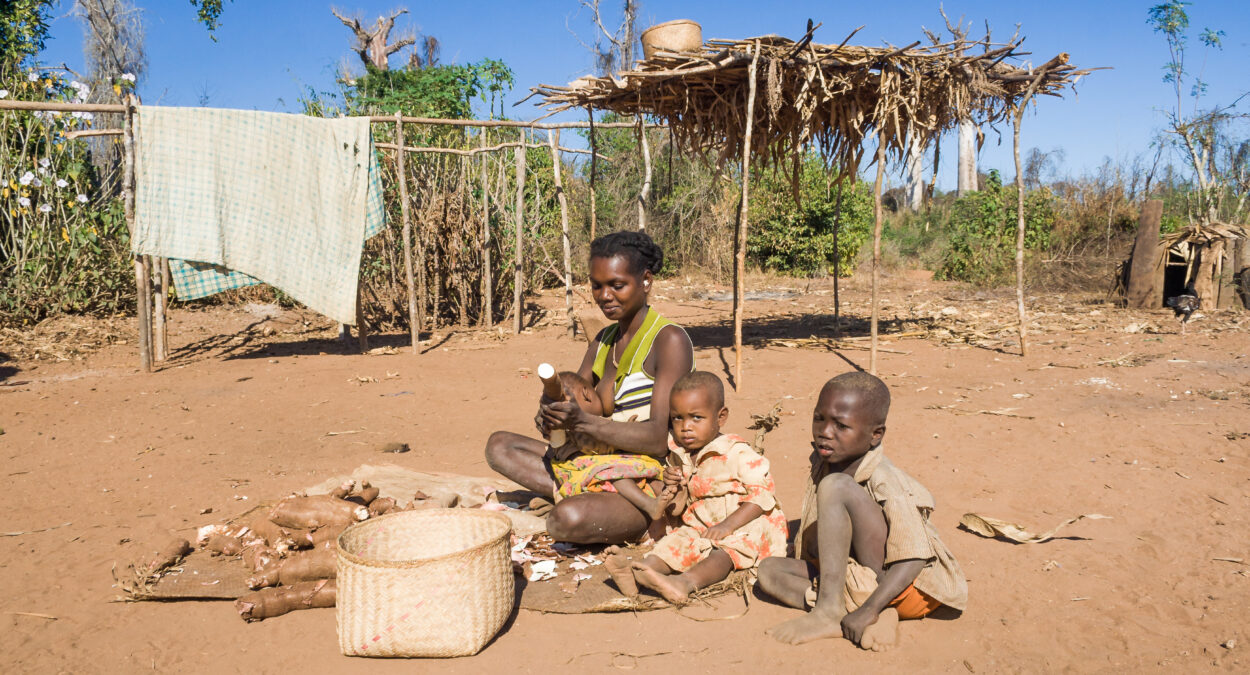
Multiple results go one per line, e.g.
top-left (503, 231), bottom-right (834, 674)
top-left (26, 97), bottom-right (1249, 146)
top-left (661, 485), bottom-right (687, 517)
top-left (604, 550), bottom-right (639, 597)
top-left (859, 607), bottom-right (899, 652)
top-left (631, 563), bottom-right (694, 605)
top-left (766, 608), bottom-right (846, 645)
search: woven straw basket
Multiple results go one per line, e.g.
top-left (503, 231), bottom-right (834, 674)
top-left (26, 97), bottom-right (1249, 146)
top-left (336, 509), bottom-right (514, 658)
top-left (640, 19), bottom-right (703, 60)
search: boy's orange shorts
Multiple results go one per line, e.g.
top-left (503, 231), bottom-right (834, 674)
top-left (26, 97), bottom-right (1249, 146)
top-left (889, 583), bottom-right (943, 620)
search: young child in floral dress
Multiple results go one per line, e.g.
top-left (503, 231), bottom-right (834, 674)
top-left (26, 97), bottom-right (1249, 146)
top-left (605, 370), bottom-right (788, 604)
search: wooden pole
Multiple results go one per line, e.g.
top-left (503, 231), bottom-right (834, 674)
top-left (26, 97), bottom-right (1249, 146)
top-left (122, 95), bottom-right (151, 373)
top-left (513, 142), bottom-right (527, 334)
top-left (550, 130), bottom-right (576, 338)
top-left (870, 130), bottom-right (886, 375)
top-left (636, 113), bottom-right (652, 231)
top-left (356, 280), bottom-right (368, 352)
top-left (733, 44), bottom-right (760, 391)
top-left (832, 180), bottom-right (844, 338)
top-left (588, 108), bottom-right (598, 242)
top-left (1012, 106), bottom-right (1028, 357)
top-left (395, 112), bottom-right (419, 353)
top-left (479, 130), bottom-right (493, 326)
top-left (152, 256), bottom-right (167, 361)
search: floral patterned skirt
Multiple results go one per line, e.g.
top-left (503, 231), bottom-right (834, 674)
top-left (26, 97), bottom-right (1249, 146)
top-left (549, 453), bottom-right (663, 502)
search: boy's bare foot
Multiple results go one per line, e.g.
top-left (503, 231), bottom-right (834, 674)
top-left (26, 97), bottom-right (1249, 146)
top-left (604, 551), bottom-right (639, 597)
top-left (859, 607), bottom-right (899, 652)
top-left (766, 608), bottom-right (846, 645)
top-left (631, 562), bottom-right (694, 605)
top-left (661, 485), bottom-right (687, 517)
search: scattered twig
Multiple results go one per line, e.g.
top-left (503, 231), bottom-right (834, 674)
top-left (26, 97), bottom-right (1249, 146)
top-left (925, 405), bottom-right (1034, 420)
top-left (10, 612), bottom-right (58, 620)
top-left (2, 521), bottom-right (71, 537)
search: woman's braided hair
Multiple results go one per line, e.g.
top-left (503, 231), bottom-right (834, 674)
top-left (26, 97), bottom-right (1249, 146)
top-left (589, 230), bottom-right (664, 276)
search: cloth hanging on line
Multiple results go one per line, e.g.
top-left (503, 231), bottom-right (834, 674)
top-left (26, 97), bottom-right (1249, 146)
top-left (130, 106), bottom-right (385, 325)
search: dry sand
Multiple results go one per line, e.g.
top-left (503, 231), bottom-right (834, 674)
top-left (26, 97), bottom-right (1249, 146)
top-left (2, 273), bottom-right (1247, 673)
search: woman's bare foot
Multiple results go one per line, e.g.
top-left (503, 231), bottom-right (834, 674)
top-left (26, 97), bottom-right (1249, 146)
top-left (631, 562), bottom-right (694, 605)
top-left (859, 607), bottom-right (899, 652)
top-left (766, 608), bottom-right (846, 645)
top-left (604, 550), bottom-right (639, 597)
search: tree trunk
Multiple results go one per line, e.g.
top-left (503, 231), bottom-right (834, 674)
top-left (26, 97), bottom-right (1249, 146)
top-left (550, 131), bottom-right (576, 338)
top-left (1126, 200), bottom-right (1164, 309)
top-left (905, 133), bottom-right (924, 211)
top-left (957, 119), bottom-right (978, 196)
top-left (479, 131), bottom-right (492, 326)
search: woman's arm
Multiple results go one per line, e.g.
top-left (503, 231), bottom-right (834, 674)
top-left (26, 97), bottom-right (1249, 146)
top-left (542, 324), bottom-right (693, 458)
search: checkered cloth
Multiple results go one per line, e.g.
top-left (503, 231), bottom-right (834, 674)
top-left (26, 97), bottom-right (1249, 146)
top-left (131, 106), bottom-right (385, 325)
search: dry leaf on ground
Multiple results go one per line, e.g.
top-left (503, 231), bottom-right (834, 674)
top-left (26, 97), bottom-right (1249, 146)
top-left (959, 512), bottom-right (1110, 544)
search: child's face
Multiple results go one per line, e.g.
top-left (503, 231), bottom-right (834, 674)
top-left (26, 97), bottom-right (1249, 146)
top-left (811, 385), bottom-right (885, 467)
top-left (669, 387), bottom-right (727, 452)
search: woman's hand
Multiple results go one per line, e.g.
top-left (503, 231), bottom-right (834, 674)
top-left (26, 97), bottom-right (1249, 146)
top-left (539, 399), bottom-right (588, 433)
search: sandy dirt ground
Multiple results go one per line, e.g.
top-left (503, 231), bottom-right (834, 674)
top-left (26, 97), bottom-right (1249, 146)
top-left (2, 272), bottom-right (1248, 674)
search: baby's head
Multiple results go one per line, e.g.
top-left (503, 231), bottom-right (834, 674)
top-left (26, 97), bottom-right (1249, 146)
top-left (811, 371), bottom-right (890, 467)
top-left (669, 370), bottom-right (728, 452)
top-left (559, 371), bottom-right (606, 417)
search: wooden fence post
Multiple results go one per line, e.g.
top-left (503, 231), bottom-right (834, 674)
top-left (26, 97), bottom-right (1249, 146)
top-left (1012, 106), bottom-right (1028, 357)
top-left (395, 112), bottom-right (419, 353)
top-left (870, 130), bottom-right (885, 376)
top-left (588, 109), bottom-right (598, 242)
top-left (636, 112), bottom-right (651, 231)
top-left (122, 95), bottom-right (151, 372)
top-left (479, 130), bottom-right (492, 326)
top-left (549, 130), bottom-right (576, 338)
top-left (733, 43), bottom-right (760, 391)
top-left (513, 143), bottom-right (527, 334)
top-left (152, 256), bottom-right (167, 361)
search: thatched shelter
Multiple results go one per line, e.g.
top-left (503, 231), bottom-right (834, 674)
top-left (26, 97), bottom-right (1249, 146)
top-left (1159, 221), bottom-right (1249, 309)
top-left (530, 19), bottom-right (1095, 385)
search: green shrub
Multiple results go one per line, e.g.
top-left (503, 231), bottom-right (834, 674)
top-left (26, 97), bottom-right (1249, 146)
top-left (748, 156), bottom-right (874, 276)
top-left (937, 170), bottom-right (1056, 285)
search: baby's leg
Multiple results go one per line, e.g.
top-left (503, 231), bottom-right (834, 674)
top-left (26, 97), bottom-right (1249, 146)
top-left (612, 479), bottom-right (664, 520)
top-left (757, 557), bottom-right (815, 609)
top-left (631, 551), bottom-right (733, 605)
top-left (767, 472), bottom-right (887, 645)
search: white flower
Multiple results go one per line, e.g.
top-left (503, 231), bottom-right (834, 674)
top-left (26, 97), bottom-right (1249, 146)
top-left (19, 171), bottom-right (34, 185)
top-left (27, 71), bottom-right (39, 82)
top-left (18, 197), bottom-right (31, 207)
top-left (0, 89), bottom-right (8, 98)
top-left (70, 80), bottom-right (84, 90)
top-left (37, 167), bottom-right (47, 175)
top-left (56, 179), bottom-right (68, 188)
top-left (121, 73), bottom-right (136, 82)
top-left (81, 112), bottom-right (94, 121)
top-left (71, 111), bottom-right (83, 119)
top-left (32, 177), bottom-right (42, 187)
top-left (39, 158), bottom-right (50, 168)
top-left (39, 204), bottom-right (51, 213)
top-left (76, 194), bottom-right (88, 203)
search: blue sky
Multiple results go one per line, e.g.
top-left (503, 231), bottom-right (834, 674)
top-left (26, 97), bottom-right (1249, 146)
top-left (35, 0), bottom-right (1250, 190)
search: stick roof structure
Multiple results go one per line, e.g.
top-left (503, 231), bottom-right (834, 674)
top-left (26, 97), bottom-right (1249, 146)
top-left (529, 22), bottom-right (1098, 176)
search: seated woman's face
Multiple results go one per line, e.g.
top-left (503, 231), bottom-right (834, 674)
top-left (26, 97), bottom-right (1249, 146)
top-left (589, 254), bottom-right (648, 322)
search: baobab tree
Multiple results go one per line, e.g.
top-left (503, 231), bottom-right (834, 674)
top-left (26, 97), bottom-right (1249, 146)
top-left (331, 7), bottom-right (416, 70)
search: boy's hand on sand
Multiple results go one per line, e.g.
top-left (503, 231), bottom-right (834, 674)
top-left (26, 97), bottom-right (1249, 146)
top-left (839, 606), bottom-right (879, 646)
top-left (704, 521), bottom-right (735, 543)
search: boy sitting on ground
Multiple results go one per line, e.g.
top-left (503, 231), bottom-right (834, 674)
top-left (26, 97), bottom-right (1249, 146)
top-left (758, 372), bottom-right (966, 652)
top-left (605, 371), bottom-right (788, 604)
